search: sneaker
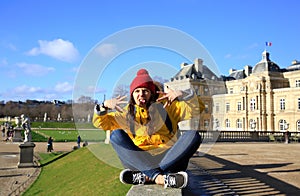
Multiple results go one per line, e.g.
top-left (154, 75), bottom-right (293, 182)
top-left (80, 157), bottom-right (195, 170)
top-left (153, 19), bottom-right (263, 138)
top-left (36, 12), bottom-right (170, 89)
top-left (164, 171), bottom-right (188, 189)
top-left (119, 169), bottom-right (146, 185)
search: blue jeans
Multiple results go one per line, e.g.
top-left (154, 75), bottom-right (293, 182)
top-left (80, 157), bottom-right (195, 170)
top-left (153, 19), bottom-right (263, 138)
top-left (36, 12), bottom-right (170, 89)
top-left (110, 129), bottom-right (201, 180)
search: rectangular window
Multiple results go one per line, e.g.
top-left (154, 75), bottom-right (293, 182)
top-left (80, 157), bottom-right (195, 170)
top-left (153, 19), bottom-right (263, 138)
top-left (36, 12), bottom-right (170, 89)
top-left (204, 87), bottom-right (209, 95)
top-left (204, 120), bottom-right (209, 128)
top-left (296, 80), bottom-right (300, 87)
top-left (237, 102), bottom-right (242, 111)
top-left (229, 88), bottom-right (233, 94)
top-left (215, 103), bottom-right (219, 113)
top-left (280, 98), bottom-right (285, 110)
top-left (250, 98), bottom-right (256, 111)
top-left (205, 103), bottom-right (209, 113)
top-left (237, 119), bottom-right (242, 128)
top-left (226, 103), bottom-right (230, 112)
top-left (298, 98), bottom-right (300, 110)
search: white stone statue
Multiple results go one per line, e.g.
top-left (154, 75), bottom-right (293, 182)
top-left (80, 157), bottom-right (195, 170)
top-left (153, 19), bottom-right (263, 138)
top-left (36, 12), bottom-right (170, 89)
top-left (57, 113), bottom-right (61, 121)
top-left (44, 112), bottom-right (47, 122)
top-left (87, 114), bottom-right (91, 122)
top-left (21, 114), bottom-right (32, 142)
top-left (15, 116), bottom-right (21, 128)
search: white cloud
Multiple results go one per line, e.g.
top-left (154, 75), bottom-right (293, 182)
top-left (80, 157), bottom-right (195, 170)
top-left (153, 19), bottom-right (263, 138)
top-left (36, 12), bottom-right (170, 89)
top-left (95, 43), bottom-right (118, 57)
top-left (16, 62), bottom-right (55, 76)
top-left (2, 84), bottom-right (74, 102)
top-left (27, 38), bottom-right (80, 62)
top-left (13, 85), bottom-right (43, 94)
top-left (54, 82), bottom-right (74, 93)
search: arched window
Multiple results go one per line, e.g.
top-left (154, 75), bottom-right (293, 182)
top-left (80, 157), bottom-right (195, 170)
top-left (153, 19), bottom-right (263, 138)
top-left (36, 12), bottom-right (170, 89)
top-left (249, 119), bottom-right (256, 130)
top-left (279, 119), bottom-right (288, 131)
top-left (236, 119), bottom-right (242, 129)
top-left (214, 119), bottom-right (220, 130)
top-left (225, 119), bottom-right (230, 128)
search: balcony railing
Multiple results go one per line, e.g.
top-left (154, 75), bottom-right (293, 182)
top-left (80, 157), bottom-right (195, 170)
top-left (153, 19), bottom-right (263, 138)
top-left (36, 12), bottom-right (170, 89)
top-left (180, 130), bottom-right (300, 143)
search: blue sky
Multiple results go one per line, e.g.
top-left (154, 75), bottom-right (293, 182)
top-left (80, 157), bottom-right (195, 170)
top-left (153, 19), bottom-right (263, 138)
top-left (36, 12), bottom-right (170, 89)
top-left (1, 0), bottom-right (299, 102)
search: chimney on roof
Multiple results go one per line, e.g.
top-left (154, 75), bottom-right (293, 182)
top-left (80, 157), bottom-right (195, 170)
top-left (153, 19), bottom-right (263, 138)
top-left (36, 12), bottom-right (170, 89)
top-left (244, 65), bottom-right (252, 76)
top-left (194, 58), bottom-right (203, 73)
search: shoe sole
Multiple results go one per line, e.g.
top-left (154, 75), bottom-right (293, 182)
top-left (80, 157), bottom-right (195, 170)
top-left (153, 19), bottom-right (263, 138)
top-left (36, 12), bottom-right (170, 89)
top-left (119, 168), bottom-right (131, 184)
top-left (177, 171), bottom-right (188, 189)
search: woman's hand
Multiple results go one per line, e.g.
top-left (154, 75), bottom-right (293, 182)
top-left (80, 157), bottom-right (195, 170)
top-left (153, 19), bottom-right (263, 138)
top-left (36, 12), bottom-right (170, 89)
top-left (156, 89), bottom-right (183, 108)
top-left (104, 95), bottom-right (127, 112)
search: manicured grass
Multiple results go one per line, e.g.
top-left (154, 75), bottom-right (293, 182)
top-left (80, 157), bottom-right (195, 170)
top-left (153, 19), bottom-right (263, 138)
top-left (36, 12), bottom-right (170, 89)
top-left (38, 151), bottom-right (66, 166)
top-left (31, 121), bottom-right (76, 128)
top-left (23, 144), bottom-right (131, 196)
top-left (33, 129), bottom-right (106, 142)
top-left (31, 121), bottom-right (95, 129)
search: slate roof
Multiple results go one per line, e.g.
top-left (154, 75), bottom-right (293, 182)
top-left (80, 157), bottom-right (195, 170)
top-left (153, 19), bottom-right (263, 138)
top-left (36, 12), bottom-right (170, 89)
top-left (229, 70), bottom-right (246, 80)
top-left (286, 61), bottom-right (300, 71)
top-left (171, 63), bottom-right (219, 81)
top-left (252, 50), bottom-right (280, 74)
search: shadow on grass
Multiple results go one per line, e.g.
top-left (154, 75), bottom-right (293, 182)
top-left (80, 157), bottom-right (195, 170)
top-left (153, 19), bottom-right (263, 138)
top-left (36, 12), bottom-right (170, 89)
top-left (39, 151), bottom-right (72, 167)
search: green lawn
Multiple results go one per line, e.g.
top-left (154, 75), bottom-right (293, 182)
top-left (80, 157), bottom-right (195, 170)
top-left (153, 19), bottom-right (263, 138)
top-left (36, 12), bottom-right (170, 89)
top-left (33, 129), bottom-right (106, 142)
top-left (23, 144), bottom-right (131, 196)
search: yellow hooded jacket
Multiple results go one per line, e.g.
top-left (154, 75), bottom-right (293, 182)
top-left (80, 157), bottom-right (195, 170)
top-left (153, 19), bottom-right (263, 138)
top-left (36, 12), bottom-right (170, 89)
top-left (93, 92), bottom-right (204, 154)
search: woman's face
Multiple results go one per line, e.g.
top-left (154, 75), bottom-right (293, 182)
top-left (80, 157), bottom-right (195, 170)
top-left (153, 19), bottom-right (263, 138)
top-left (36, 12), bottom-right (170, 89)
top-left (132, 87), bottom-right (152, 108)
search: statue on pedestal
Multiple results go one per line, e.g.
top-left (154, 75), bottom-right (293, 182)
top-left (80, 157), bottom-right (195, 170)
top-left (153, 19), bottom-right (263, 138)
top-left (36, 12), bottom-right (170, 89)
top-left (18, 114), bottom-right (36, 168)
top-left (13, 116), bottom-right (23, 142)
top-left (21, 114), bottom-right (32, 143)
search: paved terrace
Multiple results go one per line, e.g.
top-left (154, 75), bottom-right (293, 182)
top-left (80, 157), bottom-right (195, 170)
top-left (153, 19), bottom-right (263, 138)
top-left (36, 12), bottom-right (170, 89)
top-left (1, 139), bottom-right (299, 195)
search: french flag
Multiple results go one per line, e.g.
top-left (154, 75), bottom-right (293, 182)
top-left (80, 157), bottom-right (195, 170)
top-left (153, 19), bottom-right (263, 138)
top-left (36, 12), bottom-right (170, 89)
top-left (265, 42), bottom-right (272, 46)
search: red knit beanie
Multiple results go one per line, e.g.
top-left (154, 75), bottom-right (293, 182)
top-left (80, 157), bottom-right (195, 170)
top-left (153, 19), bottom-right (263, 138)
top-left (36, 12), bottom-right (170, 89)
top-left (130, 69), bottom-right (156, 95)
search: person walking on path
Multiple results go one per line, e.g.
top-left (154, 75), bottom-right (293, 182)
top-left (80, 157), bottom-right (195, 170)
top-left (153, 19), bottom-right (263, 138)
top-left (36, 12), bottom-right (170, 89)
top-left (77, 135), bottom-right (81, 148)
top-left (47, 137), bottom-right (53, 152)
top-left (93, 68), bottom-right (204, 189)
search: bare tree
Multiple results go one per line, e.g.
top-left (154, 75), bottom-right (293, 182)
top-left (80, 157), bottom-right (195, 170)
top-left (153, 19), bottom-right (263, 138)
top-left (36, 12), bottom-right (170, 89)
top-left (113, 84), bottom-right (129, 98)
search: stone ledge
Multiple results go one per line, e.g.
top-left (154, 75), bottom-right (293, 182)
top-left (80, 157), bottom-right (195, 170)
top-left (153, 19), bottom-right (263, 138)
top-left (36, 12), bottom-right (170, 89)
top-left (126, 184), bottom-right (182, 196)
top-left (126, 160), bottom-right (221, 196)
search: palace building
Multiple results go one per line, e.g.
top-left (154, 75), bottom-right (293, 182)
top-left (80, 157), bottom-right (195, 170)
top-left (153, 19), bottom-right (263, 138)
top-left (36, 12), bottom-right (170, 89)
top-left (166, 51), bottom-right (300, 132)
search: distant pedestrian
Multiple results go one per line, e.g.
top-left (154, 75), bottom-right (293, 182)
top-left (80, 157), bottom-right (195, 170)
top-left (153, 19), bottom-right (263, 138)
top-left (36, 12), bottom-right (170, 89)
top-left (5, 130), bottom-right (13, 142)
top-left (77, 135), bottom-right (81, 148)
top-left (47, 137), bottom-right (53, 152)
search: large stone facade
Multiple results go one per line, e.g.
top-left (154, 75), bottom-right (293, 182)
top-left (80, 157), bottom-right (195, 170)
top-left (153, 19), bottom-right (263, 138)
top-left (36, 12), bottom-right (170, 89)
top-left (167, 51), bottom-right (300, 132)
